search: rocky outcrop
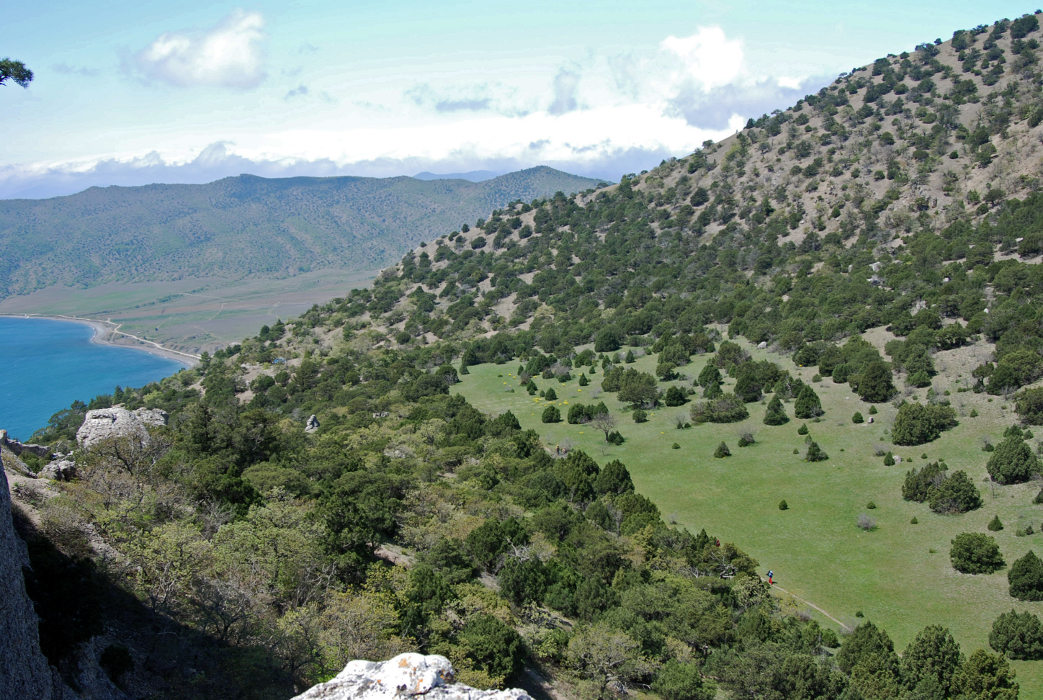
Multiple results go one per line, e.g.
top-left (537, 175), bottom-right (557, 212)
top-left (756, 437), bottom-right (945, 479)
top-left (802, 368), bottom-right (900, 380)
top-left (305, 415), bottom-right (320, 433)
top-left (0, 429), bottom-right (55, 459)
top-left (291, 653), bottom-right (531, 700)
top-left (40, 458), bottom-right (76, 481)
top-left (76, 408), bottom-right (168, 449)
top-left (0, 454), bottom-right (60, 699)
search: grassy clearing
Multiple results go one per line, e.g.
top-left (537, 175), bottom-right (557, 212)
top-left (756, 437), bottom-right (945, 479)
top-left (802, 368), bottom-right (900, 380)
top-left (456, 341), bottom-right (1043, 693)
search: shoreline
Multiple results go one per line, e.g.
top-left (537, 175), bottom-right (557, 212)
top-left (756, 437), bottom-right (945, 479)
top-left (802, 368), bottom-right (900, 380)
top-left (0, 313), bottom-right (200, 367)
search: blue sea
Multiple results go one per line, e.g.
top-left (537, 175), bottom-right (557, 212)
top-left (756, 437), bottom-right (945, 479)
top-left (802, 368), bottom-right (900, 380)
top-left (0, 317), bottom-right (189, 441)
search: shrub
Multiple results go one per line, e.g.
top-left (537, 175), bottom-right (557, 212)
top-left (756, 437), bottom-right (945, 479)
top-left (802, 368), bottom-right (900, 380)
top-left (794, 385), bottom-right (824, 419)
top-left (990, 610), bottom-right (1043, 659)
top-left (457, 613), bottom-right (524, 682)
top-left (544, 387), bottom-right (557, 401)
top-left (663, 385), bottom-right (687, 406)
top-left (950, 533), bottom-right (1005, 573)
top-left (884, 451), bottom-right (895, 466)
top-left (737, 432), bottom-right (755, 447)
top-left (911, 517), bottom-right (919, 524)
top-left (1035, 488), bottom-right (1043, 505)
top-left (903, 461), bottom-right (947, 501)
top-left (988, 515), bottom-right (1004, 531)
top-left (1009, 551), bottom-right (1043, 601)
top-left (797, 423), bottom-right (809, 436)
top-left (690, 394), bottom-right (749, 423)
top-left (805, 441), bottom-right (829, 462)
top-left (763, 394), bottom-right (789, 425)
top-left (857, 514), bottom-right (877, 531)
top-left (778, 499), bottom-right (789, 511)
top-left (868, 405), bottom-right (878, 415)
top-left (541, 405), bottom-right (561, 423)
top-left (929, 470), bottom-right (982, 514)
top-left (633, 409), bottom-right (648, 423)
top-left (986, 434), bottom-right (1041, 484)
top-left (866, 501), bottom-right (877, 509)
top-left (892, 402), bottom-right (958, 445)
top-left (714, 442), bottom-right (731, 458)
top-left (852, 411), bottom-right (865, 424)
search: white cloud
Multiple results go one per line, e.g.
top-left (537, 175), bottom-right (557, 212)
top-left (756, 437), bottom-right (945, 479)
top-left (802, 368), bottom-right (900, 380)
top-left (548, 66), bottom-right (582, 115)
top-left (133, 9), bottom-right (266, 88)
top-left (660, 27), bottom-right (743, 91)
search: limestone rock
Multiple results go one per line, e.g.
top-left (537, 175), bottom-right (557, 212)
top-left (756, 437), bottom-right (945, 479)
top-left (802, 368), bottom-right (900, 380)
top-left (292, 653), bottom-right (531, 700)
top-left (0, 455), bottom-right (60, 699)
top-left (40, 458), bottom-right (76, 481)
top-left (305, 415), bottom-right (320, 433)
top-left (76, 407), bottom-right (168, 449)
top-left (0, 429), bottom-right (55, 459)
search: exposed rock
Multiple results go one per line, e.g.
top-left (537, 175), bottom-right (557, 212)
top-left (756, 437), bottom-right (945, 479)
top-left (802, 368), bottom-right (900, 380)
top-left (0, 429), bottom-right (55, 459)
top-left (292, 653), bottom-right (531, 700)
top-left (305, 415), bottom-right (320, 433)
top-left (40, 458), bottom-right (76, 481)
top-left (0, 454), bottom-right (61, 699)
top-left (76, 408), bottom-right (168, 449)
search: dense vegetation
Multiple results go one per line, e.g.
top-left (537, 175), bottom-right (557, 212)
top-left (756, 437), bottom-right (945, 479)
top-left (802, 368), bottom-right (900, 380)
top-left (13, 11), bottom-right (1043, 699)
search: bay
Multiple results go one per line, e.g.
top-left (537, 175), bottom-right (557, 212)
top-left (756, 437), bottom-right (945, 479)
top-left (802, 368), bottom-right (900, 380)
top-left (0, 317), bottom-right (188, 441)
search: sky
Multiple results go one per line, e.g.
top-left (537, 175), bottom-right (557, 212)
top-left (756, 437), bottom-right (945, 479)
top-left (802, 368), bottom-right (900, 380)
top-left (1, 1), bottom-right (1038, 198)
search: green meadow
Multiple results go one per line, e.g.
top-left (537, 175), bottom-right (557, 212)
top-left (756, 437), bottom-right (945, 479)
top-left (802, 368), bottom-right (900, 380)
top-left (456, 340), bottom-right (1043, 694)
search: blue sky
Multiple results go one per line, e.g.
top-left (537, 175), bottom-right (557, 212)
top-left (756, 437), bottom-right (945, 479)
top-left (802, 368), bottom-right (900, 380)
top-left (1, 1), bottom-right (1038, 197)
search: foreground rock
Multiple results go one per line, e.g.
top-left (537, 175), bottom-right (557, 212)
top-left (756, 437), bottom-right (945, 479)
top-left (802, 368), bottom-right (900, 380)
top-left (76, 408), bottom-right (168, 449)
top-left (291, 653), bottom-right (531, 700)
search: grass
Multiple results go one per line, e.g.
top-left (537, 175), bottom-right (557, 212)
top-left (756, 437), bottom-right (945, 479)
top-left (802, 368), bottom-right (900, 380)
top-left (455, 341), bottom-right (1043, 693)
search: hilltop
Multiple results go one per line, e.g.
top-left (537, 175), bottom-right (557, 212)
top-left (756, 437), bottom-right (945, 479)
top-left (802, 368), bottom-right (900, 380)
top-left (11, 11), bottom-right (1043, 700)
top-left (0, 166), bottom-right (602, 352)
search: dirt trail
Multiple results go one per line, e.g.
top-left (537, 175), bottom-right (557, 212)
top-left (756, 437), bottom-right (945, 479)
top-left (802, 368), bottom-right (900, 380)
top-left (772, 583), bottom-right (852, 632)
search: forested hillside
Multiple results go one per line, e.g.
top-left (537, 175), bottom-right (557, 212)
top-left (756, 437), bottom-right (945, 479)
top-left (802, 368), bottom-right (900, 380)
top-left (0, 167), bottom-right (601, 295)
top-left (12, 12), bottom-right (1043, 700)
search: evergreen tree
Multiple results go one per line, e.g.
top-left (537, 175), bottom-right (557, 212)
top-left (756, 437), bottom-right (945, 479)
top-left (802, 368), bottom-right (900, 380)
top-left (714, 441), bottom-right (731, 458)
top-left (950, 533), bottom-right (1004, 573)
top-left (990, 610), bottom-right (1043, 659)
top-left (899, 625), bottom-right (963, 698)
top-left (986, 434), bottom-right (1041, 485)
top-left (805, 441), bottom-right (828, 462)
top-left (928, 470), bottom-right (982, 514)
top-left (853, 360), bottom-right (896, 402)
top-left (541, 405), bottom-right (561, 423)
top-left (794, 385), bottom-right (824, 419)
top-left (1009, 551), bottom-right (1043, 601)
top-left (763, 394), bottom-right (789, 425)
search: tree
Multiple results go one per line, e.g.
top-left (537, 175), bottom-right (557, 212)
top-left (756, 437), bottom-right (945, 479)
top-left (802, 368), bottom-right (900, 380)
top-left (595, 460), bottom-right (634, 495)
top-left (714, 441), bottom-right (731, 458)
top-left (853, 360), bottom-right (896, 402)
top-left (541, 405), bottom-right (561, 423)
top-left (590, 411), bottom-right (617, 442)
top-left (900, 625), bottom-right (963, 698)
top-left (0, 58), bottom-right (33, 87)
top-left (960, 648), bottom-right (1019, 699)
top-left (835, 621), bottom-right (900, 698)
top-left (498, 556), bottom-right (548, 606)
top-left (1008, 551), bottom-right (1043, 601)
top-left (457, 613), bottom-right (524, 684)
top-left (566, 623), bottom-right (651, 698)
top-left (990, 610), bottom-right (1043, 659)
top-left (892, 402), bottom-right (958, 445)
top-left (794, 385), bottom-right (823, 419)
top-left (903, 461), bottom-right (947, 502)
top-left (652, 660), bottom-right (715, 700)
top-left (663, 385), bottom-right (687, 406)
top-left (928, 470), bottom-right (982, 514)
top-left (804, 441), bottom-right (828, 462)
top-left (986, 434), bottom-right (1041, 485)
top-left (763, 394), bottom-right (789, 425)
top-left (950, 533), bottom-right (1005, 573)
top-left (618, 369), bottom-right (659, 407)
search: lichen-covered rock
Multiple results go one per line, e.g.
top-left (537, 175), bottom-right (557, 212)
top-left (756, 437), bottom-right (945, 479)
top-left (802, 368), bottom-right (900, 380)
top-left (76, 407), bottom-right (168, 449)
top-left (291, 653), bottom-right (531, 700)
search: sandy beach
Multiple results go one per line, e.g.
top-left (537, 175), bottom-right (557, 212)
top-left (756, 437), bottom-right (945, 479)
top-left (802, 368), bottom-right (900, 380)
top-left (0, 313), bottom-right (200, 367)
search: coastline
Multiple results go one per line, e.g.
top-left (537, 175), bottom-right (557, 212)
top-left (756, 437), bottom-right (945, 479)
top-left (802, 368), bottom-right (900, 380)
top-left (0, 314), bottom-right (200, 368)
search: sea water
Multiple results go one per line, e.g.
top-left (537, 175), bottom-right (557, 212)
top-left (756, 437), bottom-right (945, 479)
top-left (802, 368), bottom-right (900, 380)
top-left (0, 317), bottom-right (188, 441)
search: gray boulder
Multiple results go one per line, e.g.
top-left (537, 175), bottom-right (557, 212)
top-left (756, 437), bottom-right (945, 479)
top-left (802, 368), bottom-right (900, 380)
top-left (39, 458), bottom-right (76, 481)
top-left (305, 415), bottom-right (320, 433)
top-left (76, 407), bottom-right (168, 449)
top-left (291, 653), bottom-right (531, 700)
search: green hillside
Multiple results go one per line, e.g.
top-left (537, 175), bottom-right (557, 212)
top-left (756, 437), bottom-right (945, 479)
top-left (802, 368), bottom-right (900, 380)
top-left (14, 11), bottom-right (1043, 700)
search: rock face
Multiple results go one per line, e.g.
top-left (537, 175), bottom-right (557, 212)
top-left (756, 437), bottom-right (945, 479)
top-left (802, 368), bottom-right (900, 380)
top-left (0, 455), bottom-right (59, 699)
top-left (292, 653), bottom-right (532, 700)
top-left (305, 415), bottom-right (320, 433)
top-left (40, 458), bottom-right (76, 481)
top-left (0, 429), bottom-right (54, 459)
top-left (76, 407), bottom-right (168, 449)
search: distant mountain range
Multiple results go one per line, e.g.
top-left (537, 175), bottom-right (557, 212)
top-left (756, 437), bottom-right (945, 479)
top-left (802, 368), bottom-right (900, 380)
top-left (0, 166), bottom-right (603, 298)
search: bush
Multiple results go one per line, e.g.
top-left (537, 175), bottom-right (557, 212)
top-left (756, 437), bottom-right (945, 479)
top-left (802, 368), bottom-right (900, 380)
top-left (652, 660), bottom-right (716, 700)
top-left (763, 394), bottom-right (789, 425)
top-left (950, 533), bottom-right (1005, 573)
top-left (797, 423), bottom-right (809, 436)
top-left (884, 451), bottom-right (895, 466)
top-left (1035, 488), bottom-right (1043, 505)
top-left (928, 470), bottom-right (982, 514)
top-left (852, 411), bottom-right (864, 424)
top-left (778, 499), bottom-right (789, 510)
top-left (892, 402), bottom-right (958, 445)
top-left (457, 613), bottom-right (525, 682)
top-left (794, 385), bottom-right (824, 419)
top-left (663, 385), bottom-right (687, 406)
top-left (986, 434), bottom-right (1041, 484)
top-left (805, 441), bottom-right (828, 462)
top-left (903, 461), bottom-right (947, 502)
top-left (989, 515), bottom-right (1004, 531)
top-left (690, 394), bottom-right (749, 424)
top-left (544, 388), bottom-right (557, 401)
top-left (714, 442), bottom-right (731, 458)
top-left (541, 405), bottom-right (561, 423)
top-left (1010, 551), bottom-right (1043, 600)
top-left (990, 610), bottom-right (1043, 659)
top-left (1015, 387), bottom-right (1043, 424)
top-left (857, 514), bottom-right (877, 531)
top-left (737, 432), bottom-right (755, 447)
top-left (632, 409), bottom-right (647, 423)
